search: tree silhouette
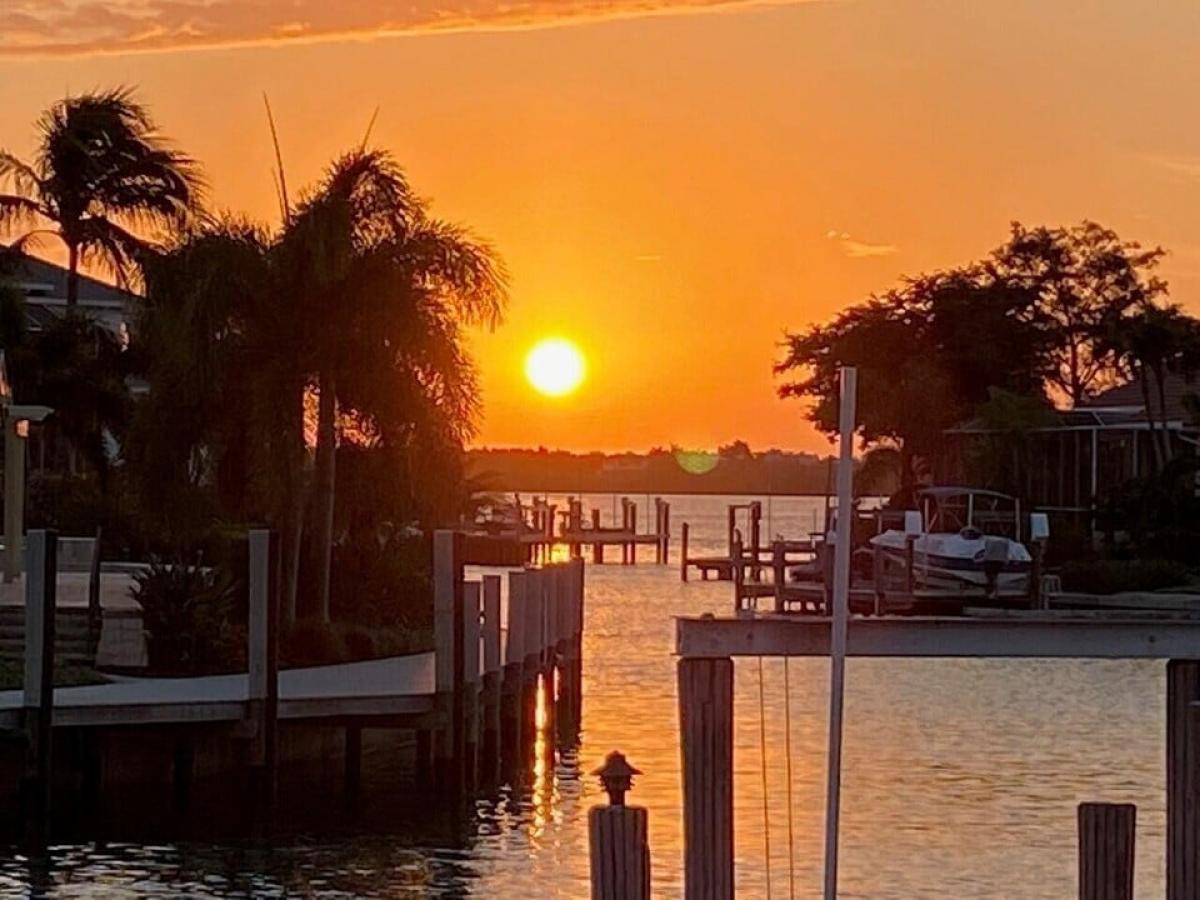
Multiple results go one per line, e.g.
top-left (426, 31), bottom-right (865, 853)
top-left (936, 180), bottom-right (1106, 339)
top-left (0, 87), bottom-right (200, 305)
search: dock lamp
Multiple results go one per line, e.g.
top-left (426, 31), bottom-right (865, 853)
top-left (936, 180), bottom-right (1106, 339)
top-left (0, 350), bottom-right (53, 582)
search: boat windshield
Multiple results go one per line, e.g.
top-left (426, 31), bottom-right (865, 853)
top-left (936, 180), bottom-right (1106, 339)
top-left (918, 488), bottom-right (1018, 537)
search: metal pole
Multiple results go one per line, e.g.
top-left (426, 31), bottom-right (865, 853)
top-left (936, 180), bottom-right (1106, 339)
top-left (823, 366), bottom-right (857, 900)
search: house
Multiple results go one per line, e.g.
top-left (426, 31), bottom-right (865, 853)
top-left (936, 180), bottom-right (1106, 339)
top-left (946, 373), bottom-right (1200, 526)
top-left (3, 249), bottom-right (138, 339)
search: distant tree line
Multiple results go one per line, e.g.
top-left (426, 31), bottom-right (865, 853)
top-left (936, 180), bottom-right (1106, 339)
top-left (468, 444), bottom-right (847, 496)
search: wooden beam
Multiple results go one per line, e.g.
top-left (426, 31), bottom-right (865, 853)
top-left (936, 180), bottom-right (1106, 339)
top-left (676, 616), bottom-right (1200, 660)
top-left (678, 657), bottom-right (733, 900)
top-left (1078, 802), bottom-right (1135, 900)
top-left (21, 529), bottom-right (56, 852)
top-left (1167, 664), bottom-right (1200, 900)
top-left (247, 529), bottom-right (280, 813)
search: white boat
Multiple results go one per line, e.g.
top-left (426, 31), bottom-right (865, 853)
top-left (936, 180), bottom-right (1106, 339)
top-left (867, 488), bottom-right (1038, 596)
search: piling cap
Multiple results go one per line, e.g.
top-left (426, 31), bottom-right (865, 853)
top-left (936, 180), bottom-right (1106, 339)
top-left (593, 751), bottom-right (642, 804)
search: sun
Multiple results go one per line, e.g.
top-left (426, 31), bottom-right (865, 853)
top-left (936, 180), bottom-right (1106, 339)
top-left (525, 338), bottom-right (586, 397)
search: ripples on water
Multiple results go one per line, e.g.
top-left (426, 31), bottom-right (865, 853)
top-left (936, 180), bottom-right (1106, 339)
top-left (0, 495), bottom-right (1168, 897)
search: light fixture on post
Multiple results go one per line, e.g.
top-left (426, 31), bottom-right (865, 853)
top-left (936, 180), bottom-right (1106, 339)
top-left (0, 350), bottom-right (53, 582)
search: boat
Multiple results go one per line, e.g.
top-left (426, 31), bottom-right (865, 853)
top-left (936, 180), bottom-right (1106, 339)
top-left (867, 487), bottom-right (1037, 596)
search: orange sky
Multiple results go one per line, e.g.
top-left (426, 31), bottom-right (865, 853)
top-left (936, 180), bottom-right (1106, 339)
top-left (3, 0), bottom-right (1200, 453)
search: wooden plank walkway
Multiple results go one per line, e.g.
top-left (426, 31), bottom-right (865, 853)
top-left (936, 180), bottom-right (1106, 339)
top-left (0, 652), bottom-right (437, 730)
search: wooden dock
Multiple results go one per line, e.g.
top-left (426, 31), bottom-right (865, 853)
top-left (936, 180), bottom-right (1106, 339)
top-left (485, 495), bottom-right (672, 566)
top-left (674, 609), bottom-right (1200, 899)
top-left (0, 529), bottom-right (587, 849)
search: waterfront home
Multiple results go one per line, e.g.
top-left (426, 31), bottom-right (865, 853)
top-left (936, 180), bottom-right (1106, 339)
top-left (946, 372), bottom-right (1200, 530)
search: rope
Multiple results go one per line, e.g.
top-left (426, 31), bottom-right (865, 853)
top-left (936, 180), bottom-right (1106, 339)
top-left (784, 657), bottom-right (796, 899)
top-left (758, 656), bottom-right (773, 898)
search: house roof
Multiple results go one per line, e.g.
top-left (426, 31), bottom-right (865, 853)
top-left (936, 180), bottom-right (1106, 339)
top-left (1076, 372), bottom-right (1200, 424)
top-left (3, 248), bottom-right (138, 308)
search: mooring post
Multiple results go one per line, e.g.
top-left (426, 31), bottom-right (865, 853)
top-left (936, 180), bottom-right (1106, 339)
top-left (872, 543), bottom-right (885, 616)
top-left (653, 499), bottom-right (664, 564)
top-left (1078, 802), bottom-right (1135, 900)
top-left (501, 570), bottom-right (527, 776)
top-left (589, 751), bottom-right (651, 900)
top-left (540, 567), bottom-right (557, 755)
top-left (629, 503), bottom-right (637, 566)
top-left (521, 568), bottom-right (543, 770)
top-left (592, 508), bottom-right (604, 565)
top-left (731, 536), bottom-right (744, 614)
top-left (773, 541), bottom-right (785, 613)
top-left (661, 501), bottom-right (671, 565)
top-left (679, 657), bottom-right (734, 900)
top-left (433, 530), bottom-right (465, 793)
top-left (572, 556), bottom-right (586, 729)
top-left (1167, 661), bottom-right (1200, 900)
top-left (462, 580), bottom-right (482, 792)
top-left (680, 522), bottom-right (690, 582)
top-left (247, 528), bottom-right (280, 817)
top-left (21, 529), bottom-right (56, 853)
top-left (481, 574), bottom-right (503, 785)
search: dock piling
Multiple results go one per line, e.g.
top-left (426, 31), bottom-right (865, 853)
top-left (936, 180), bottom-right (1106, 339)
top-left (482, 574), bottom-right (503, 785)
top-left (21, 529), bottom-right (57, 853)
top-left (463, 580), bottom-right (482, 792)
top-left (1167, 661), bottom-right (1200, 900)
top-left (1078, 802), bottom-right (1135, 900)
top-left (678, 657), bottom-right (734, 900)
top-left (246, 528), bottom-right (280, 817)
top-left (589, 751), bottom-right (650, 900)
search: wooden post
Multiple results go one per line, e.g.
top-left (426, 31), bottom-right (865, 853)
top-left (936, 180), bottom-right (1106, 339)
top-left (592, 509), bottom-right (604, 565)
top-left (572, 556), bottom-right (586, 730)
top-left (247, 529), bottom-right (280, 817)
top-left (773, 541), bottom-right (785, 613)
top-left (590, 752), bottom-right (651, 900)
top-left (86, 526), bottom-right (103, 653)
top-left (661, 502), bottom-right (671, 565)
top-left (1166, 661), bottom-right (1200, 900)
top-left (21, 529), bottom-right (56, 853)
top-left (482, 574), bottom-right (502, 785)
top-left (629, 503), bottom-right (637, 565)
top-left (904, 534), bottom-right (917, 596)
top-left (679, 657), bottom-right (734, 900)
top-left (463, 580), bottom-right (482, 792)
top-left (872, 543), bottom-right (885, 616)
top-left (680, 522), bottom-right (690, 582)
top-left (731, 536), bottom-right (744, 613)
top-left (433, 530), bottom-right (465, 792)
top-left (1078, 802), bottom-right (1135, 900)
top-left (501, 570), bottom-right (527, 777)
top-left (4, 417), bottom-right (27, 582)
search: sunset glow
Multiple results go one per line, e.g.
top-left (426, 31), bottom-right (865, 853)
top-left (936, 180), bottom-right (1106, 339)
top-left (525, 338), bottom-right (586, 397)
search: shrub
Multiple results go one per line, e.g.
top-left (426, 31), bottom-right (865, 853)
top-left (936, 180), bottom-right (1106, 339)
top-left (1058, 558), bottom-right (1194, 595)
top-left (132, 558), bottom-right (242, 674)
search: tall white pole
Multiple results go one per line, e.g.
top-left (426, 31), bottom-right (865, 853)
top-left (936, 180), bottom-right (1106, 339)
top-left (823, 366), bottom-right (857, 900)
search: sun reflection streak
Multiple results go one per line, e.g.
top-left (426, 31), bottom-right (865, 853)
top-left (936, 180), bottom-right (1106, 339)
top-left (529, 674), bottom-right (554, 839)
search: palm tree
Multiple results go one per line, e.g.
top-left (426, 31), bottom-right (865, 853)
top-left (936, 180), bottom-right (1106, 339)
top-left (279, 150), bottom-right (506, 621)
top-left (1103, 305), bottom-right (1200, 471)
top-left (0, 87), bottom-right (200, 306)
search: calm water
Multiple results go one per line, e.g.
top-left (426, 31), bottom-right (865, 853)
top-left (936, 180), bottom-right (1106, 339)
top-left (0, 494), bottom-right (1166, 897)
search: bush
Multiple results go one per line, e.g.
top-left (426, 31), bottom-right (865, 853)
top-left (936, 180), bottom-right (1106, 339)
top-left (281, 618), bottom-right (434, 668)
top-left (1058, 558), bottom-right (1194, 595)
top-left (133, 558), bottom-right (243, 674)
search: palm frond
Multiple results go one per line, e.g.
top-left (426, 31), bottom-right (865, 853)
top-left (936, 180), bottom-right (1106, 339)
top-left (0, 194), bottom-right (48, 234)
top-left (0, 152), bottom-right (43, 197)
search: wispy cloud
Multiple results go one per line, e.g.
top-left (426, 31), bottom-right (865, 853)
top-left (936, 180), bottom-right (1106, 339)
top-left (825, 229), bottom-right (898, 259)
top-left (1138, 153), bottom-right (1200, 182)
top-left (0, 0), bottom-right (815, 58)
